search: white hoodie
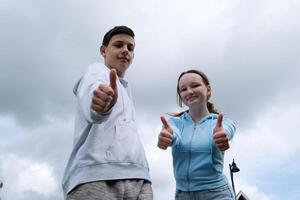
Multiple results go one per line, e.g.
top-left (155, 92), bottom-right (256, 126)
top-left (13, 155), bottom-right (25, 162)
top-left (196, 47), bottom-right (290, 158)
top-left (62, 63), bottom-right (150, 198)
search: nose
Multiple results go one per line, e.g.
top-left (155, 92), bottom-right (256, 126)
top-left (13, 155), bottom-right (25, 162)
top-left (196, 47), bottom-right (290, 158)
top-left (187, 87), bottom-right (194, 94)
top-left (121, 45), bottom-right (129, 55)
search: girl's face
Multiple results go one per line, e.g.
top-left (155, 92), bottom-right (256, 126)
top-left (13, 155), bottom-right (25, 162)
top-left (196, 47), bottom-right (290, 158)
top-left (178, 73), bottom-right (211, 108)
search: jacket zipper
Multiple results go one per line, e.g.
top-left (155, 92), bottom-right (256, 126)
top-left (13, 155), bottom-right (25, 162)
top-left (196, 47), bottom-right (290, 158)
top-left (187, 123), bottom-right (197, 190)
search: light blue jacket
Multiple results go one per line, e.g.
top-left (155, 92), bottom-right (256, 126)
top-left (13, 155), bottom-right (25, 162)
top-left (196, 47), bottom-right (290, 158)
top-left (62, 63), bottom-right (150, 198)
top-left (169, 112), bottom-right (236, 191)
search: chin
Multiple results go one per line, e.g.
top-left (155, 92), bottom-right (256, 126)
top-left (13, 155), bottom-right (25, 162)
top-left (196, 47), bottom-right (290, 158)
top-left (187, 101), bottom-right (201, 107)
top-left (117, 63), bottom-right (129, 69)
top-left (187, 99), bottom-right (198, 104)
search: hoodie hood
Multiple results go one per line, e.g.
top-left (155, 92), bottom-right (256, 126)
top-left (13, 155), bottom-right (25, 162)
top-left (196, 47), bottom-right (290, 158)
top-left (73, 78), bottom-right (82, 96)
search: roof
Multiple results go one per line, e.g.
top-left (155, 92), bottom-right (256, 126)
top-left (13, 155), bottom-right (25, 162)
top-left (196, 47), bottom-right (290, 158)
top-left (236, 190), bottom-right (250, 200)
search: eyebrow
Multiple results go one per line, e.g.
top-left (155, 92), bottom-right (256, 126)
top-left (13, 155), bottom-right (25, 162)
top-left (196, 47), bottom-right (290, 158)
top-left (179, 81), bottom-right (201, 89)
top-left (112, 40), bottom-right (135, 46)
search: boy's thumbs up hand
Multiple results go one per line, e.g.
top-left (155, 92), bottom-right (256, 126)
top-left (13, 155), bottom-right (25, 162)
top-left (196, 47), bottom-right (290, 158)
top-left (91, 69), bottom-right (118, 113)
top-left (157, 116), bottom-right (173, 150)
top-left (213, 113), bottom-right (230, 151)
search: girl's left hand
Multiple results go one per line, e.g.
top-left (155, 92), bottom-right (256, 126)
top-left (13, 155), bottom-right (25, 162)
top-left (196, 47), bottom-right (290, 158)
top-left (213, 113), bottom-right (230, 151)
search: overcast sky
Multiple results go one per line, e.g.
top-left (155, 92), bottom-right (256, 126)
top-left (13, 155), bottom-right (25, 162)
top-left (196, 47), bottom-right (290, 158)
top-left (1, 0), bottom-right (300, 199)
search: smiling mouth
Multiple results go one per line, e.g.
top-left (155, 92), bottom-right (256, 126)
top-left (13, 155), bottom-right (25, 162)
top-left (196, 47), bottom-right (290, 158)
top-left (186, 96), bottom-right (197, 101)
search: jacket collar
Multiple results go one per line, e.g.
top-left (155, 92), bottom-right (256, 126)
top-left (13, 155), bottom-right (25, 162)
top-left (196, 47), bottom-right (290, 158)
top-left (181, 112), bottom-right (217, 125)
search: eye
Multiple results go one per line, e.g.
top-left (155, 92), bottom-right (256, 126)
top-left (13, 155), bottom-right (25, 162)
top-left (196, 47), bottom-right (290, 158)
top-left (191, 84), bottom-right (200, 88)
top-left (114, 44), bottom-right (123, 48)
top-left (180, 88), bottom-right (187, 92)
top-left (113, 41), bottom-right (124, 48)
top-left (127, 45), bottom-right (134, 52)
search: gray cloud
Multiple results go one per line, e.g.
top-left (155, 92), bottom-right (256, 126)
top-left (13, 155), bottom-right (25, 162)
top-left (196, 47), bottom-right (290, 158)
top-left (2, 0), bottom-right (299, 129)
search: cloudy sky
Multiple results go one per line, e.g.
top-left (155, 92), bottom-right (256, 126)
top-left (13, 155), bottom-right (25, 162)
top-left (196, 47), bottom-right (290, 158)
top-left (1, 0), bottom-right (300, 199)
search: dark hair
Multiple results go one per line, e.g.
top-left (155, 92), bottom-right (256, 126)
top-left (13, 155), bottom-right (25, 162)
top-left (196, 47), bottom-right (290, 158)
top-left (102, 25), bottom-right (135, 46)
top-left (171, 69), bottom-right (219, 117)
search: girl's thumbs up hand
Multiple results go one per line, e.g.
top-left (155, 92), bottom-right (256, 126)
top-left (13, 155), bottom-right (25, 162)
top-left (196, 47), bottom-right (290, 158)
top-left (213, 113), bottom-right (230, 151)
top-left (157, 116), bottom-right (173, 150)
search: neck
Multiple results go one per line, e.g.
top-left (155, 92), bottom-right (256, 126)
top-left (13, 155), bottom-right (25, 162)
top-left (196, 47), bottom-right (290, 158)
top-left (188, 104), bottom-right (210, 122)
top-left (105, 63), bottom-right (125, 78)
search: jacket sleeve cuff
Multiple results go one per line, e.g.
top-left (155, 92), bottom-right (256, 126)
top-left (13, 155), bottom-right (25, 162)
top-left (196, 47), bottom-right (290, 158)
top-left (223, 118), bottom-right (236, 141)
top-left (90, 107), bottom-right (112, 123)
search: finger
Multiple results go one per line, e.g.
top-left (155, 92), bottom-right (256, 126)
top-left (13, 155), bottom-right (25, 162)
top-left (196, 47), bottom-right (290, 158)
top-left (160, 134), bottom-right (173, 141)
top-left (93, 92), bottom-right (113, 107)
top-left (109, 69), bottom-right (117, 91)
top-left (213, 132), bottom-right (227, 139)
top-left (159, 137), bottom-right (173, 145)
top-left (92, 91), bottom-right (113, 112)
top-left (160, 116), bottom-right (170, 129)
top-left (92, 95), bottom-right (110, 107)
top-left (157, 143), bottom-right (167, 150)
top-left (92, 96), bottom-right (106, 106)
top-left (217, 143), bottom-right (229, 148)
top-left (94, 89), bottom-right (113, 101)
top-left (99, 84), bottom-right (114, 97)
top-left (215, 140), bottom-right (229, 147)
top-left (214, 135), bottom-right (228, 143)
top-left (91, 104), bottom-right (105, 113)
top-left (216, 143), bottom-right (230, 151)
top-left (216, 113), bottom-right (223, 129)
top-left (160, 130), bottom-right (173, 138)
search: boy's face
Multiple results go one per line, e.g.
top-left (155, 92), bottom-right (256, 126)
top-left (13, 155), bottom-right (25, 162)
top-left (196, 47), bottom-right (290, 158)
top-left (100, 34), bottom-right (135, 77)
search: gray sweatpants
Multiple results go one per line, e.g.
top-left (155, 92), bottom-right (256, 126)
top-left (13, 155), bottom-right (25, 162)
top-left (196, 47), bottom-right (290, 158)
top-left (67, 179), bottom-right (153, 200)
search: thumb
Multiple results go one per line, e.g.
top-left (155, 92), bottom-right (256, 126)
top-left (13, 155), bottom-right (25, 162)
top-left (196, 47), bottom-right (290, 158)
top-left (215, 113), bottom-right (223, 129)
top-left (160, 116), bottom-right (172, 132)
top-left (109, 69), bottom-right (117, 91)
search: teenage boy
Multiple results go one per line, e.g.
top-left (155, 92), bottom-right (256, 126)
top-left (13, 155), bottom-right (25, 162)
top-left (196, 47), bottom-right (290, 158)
top-left (62, 26), bottom-right (152, 200)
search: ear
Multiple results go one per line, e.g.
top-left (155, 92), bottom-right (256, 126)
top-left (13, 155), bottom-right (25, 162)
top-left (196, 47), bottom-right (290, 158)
top-left (207, 85), bottom-right (212, 99)
top-left (100, 45), bottom-right (106, 57)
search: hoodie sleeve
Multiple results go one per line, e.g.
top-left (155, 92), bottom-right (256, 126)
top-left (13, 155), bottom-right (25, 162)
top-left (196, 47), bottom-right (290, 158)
top-left (222, 117), bottom-right (236, 141)
top-left (168, 118), bottom-right (181, 147)
top-left (74, 64), bottom-right (112, 124)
